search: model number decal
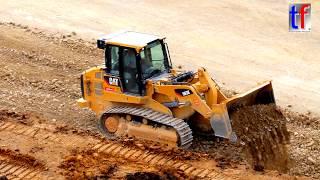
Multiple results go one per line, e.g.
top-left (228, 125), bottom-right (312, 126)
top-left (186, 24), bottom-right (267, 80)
top-left (105, 87), bottom-right (115, 92)
top-left (175, 89), bottom-right (193, 97)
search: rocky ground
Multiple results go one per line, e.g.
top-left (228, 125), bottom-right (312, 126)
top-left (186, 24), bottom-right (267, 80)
top-left (0, 22), bottom-right (319, 179)
top-left (285, 111), bottom-right (320, 178)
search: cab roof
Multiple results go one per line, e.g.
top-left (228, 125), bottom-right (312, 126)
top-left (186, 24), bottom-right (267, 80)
top-left (98, 31), bottom-right (164, 51)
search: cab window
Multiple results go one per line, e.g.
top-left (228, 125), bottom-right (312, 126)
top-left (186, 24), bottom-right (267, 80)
top-left (106, 46), bottom-right (119, 75)
top-left (122, 48), bottom-right (139, 94)
top-left (140, 40), bottom-right (166, 79)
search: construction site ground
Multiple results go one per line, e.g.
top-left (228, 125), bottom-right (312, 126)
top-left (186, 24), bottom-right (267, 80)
top-left (0, 22), bottom-right (319, 179)
top-left (1, 1), bottom-right (320, 179)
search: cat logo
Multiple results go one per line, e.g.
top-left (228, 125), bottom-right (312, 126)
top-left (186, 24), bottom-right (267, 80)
top-left (108, 77), bottom-right (119, 86)
top-left (182, 90), bottom-right (191, 96)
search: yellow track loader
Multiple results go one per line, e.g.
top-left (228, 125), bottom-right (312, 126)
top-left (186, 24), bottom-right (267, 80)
top-left (77, 31), bottom-right (275, 148)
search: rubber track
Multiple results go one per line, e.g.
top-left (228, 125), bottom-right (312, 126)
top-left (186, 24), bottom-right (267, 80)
top-left (104, 106), bottom-right (193, 148)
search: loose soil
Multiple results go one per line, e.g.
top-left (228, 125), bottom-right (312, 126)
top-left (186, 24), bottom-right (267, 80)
top-left (125, 170), bottom-right (190, 180)
top-left (231, 104), bottom-right (290, 172)
top-left (59, 150), bottom-right (118, 179)
top-left (0, 148), bottom-right (44, 169)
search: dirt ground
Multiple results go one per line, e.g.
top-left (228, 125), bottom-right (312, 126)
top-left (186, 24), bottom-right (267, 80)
top-left (0, 23), bottom-right (319, 179)
top-left (0, 0), bottom-right (320, 116)
top-left (0, 101), bottom-right (293, 179)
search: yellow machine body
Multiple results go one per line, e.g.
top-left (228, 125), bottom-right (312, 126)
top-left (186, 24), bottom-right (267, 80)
top-left (77, 31), bottom-right (275, 145)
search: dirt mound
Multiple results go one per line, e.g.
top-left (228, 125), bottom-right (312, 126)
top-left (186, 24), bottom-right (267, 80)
top-left (59, 146), bottom-right (195, 179)
top-left (0, 109), bottom-right (31, 125)
top-left (231, 104), bottom-right (290, 172)
top-left (59, 150), bottom-right (118, 179)
top-left (0, 148), bottom-right (44, 169)
top-left (126, 169), bottom-right (190, 180)
top-left (190, 136), bottom-right (244, 169)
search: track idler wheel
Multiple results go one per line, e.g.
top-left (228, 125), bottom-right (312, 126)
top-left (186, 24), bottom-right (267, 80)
top-left (99, 114), bottom-right (122, 139)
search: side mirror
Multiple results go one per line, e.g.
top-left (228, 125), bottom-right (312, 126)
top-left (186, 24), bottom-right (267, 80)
top-left (97, 39), bottom-right (106, 49)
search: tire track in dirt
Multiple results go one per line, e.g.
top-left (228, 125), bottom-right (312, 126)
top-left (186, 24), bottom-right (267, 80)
top-left (0, 116), bottom-right (293, 179)
top-left (0, 160), bottom-right (42, 180)
top-left (0, 148), bottom-right (46, 180)
top-left (0, 121), bottom-right (95, 148)
top-left (0, 119), bottom-right (229, 179)
top-left (91, 141), bottom-right (226, 179)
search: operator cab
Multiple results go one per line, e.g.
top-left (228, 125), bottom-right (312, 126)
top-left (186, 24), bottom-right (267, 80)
top-left (97, 31), bottom-right (172, 95)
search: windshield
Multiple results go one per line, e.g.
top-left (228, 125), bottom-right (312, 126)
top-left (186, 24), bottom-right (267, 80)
top-left (140, 40), bottom-right (167, 79)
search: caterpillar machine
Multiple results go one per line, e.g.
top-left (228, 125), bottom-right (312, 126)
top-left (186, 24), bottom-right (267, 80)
top-left (77, 31), bottom-right (275, 148)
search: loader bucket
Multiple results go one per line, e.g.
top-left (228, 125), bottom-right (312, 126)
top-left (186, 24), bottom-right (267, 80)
top-left (226, 81), bottom-right (275, 112)
top-left (210, 81), bottom-right (275, 141)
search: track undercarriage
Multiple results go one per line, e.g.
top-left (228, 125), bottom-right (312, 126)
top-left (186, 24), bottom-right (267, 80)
top-left (99, 106), bottom-right (193, 148)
